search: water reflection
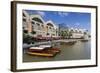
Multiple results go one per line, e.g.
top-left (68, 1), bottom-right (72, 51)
top-left (23, 40), bottom-right (91, 62)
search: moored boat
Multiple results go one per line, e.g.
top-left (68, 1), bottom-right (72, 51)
top-left (60, 41), bottom-right (76, 45)
top-left (27, 45), bottom-right (60, 57)
top-left (81, 39), bottom-right (89, 42)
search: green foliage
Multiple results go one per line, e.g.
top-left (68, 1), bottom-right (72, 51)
top-left (60, 30), bottom-right (72, 39)
top-left (68, 31), bottom-right (72, 38)
top-left (23, 33), bottom-right (34, 44)
top-left (23, 30), bottom-right (28, 33)
top-left (31, 31), bottom-right (36, 34)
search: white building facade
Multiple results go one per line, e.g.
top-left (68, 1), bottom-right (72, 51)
top-left (23, 10), bottom-right (59, 38)
top-left (23, 10), bottom-right (90, 39)
top-left (69, 28), bottom-right (87, 39)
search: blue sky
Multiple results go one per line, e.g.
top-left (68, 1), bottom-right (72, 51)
top-left (25, 10), bottom-right (91, 32)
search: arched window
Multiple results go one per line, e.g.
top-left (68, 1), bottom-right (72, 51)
top-left (31, 21), bottom-right (35, 24)
top-left (36, 23), bottom-right (40, 26)
top-left (36, 23), bottom-right (40, 30)
top-left (49, 27), bottom-right (51, 29)
top-left (46, 26), bottom-right (48, 29)
top-left (41, 25), bottom-right (44, 30)
top-left (47, 23), bottom-right (54, 27)
top-left (23, 18), bottom-right (26, 22)
top-left (41, 25), bottom-right (44, 28)
top-left (32, 17), bottom-right (43, 24)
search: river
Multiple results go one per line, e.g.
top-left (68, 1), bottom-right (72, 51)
top-left (23, 40), bottom-right (91, 62)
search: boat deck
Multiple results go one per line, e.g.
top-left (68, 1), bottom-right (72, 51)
top-left (27, 48), bottom-right (61, 57)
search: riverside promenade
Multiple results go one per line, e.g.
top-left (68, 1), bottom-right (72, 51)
top-left (23, 39), bottom-right (90, 49)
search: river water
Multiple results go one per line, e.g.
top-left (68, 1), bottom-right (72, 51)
top-left (23, 40), bottom-right (91, 62)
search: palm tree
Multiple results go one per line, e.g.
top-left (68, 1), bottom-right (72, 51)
top-left (64, 30), bottom-right (69, 38)
top-left (58, 23), bottom-right (69, 39)
top-left (60, 30), bottom-right (69, 39)
top-left (68, 31), bottom-right (72, 38)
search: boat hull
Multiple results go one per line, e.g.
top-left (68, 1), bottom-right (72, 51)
top-left (27, 48), bottom-right (60, 57)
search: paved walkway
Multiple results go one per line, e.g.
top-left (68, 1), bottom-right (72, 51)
top-left (23, 39), bottom-right (90, 48)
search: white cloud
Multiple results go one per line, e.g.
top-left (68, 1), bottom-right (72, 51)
top-left (37, 11), bottom-right (45, 17)
top-left (75, 22), bottom-right (80, 26)
top-left (58, 12), bottom-right (69, 17)
top-left (73, 22), bottom-right (81, 28)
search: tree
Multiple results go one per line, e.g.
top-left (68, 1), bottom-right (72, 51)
top-left (31, 31), bottom-right (36, 34)
top-left (23, 30), bottom-right (28, 33)
top-left (60, 30), bottom-right (69, 39)
top-left (23, 30), bottom-right (35, 44)
top-left (58, 23), bottom-right (70, 39)
top-left (68, 31), bottom-right (72, 38)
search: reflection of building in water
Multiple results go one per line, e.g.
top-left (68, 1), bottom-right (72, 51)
top-left (23, 10), bottom-right (59, 38)
top-left (23, 10), bottom-right (90, 39)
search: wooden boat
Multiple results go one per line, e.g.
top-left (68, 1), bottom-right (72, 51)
top-left (67, 41), bottom-right (76, 45)
top-left (44, 48), bottom-right (60, 53)
top-left (27, 45), bottom-right (60, 57)
top-left (39, 45), bottom-right (52, 49)
top-left (29, 47), bottom-right (44, 51)
top-left (81, 39), bottom-right (89, 42)
top-left (60, 41), bottom-right (76, 45)
top-left (27, 51), bottom-right (55, 57)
